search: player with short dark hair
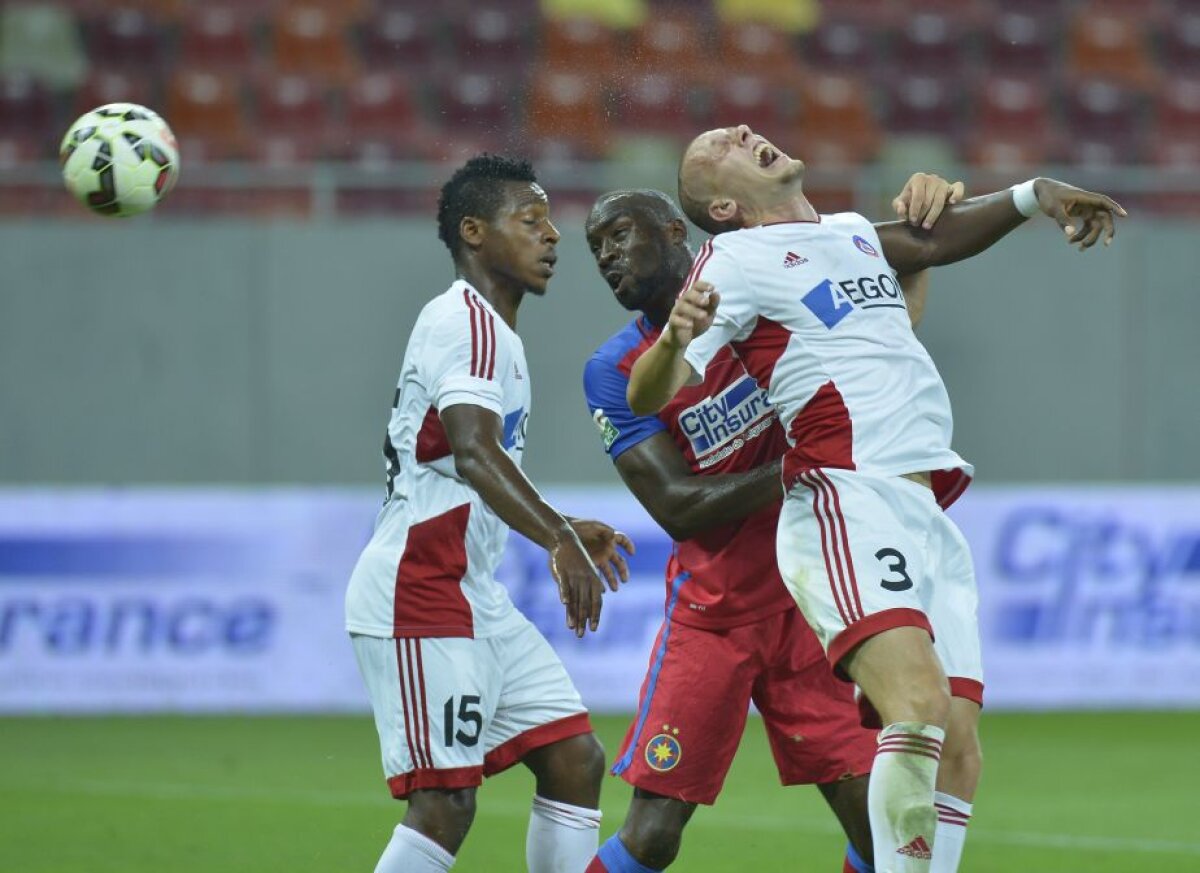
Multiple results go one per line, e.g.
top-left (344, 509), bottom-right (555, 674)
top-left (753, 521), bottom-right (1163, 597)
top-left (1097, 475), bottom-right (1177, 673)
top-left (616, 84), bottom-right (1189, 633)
top-left (629, 125), bottom-right (1125, 872)
top-left (346, 154), bottom-right (633, 873)
top-left (580, 175), bottom-right (959, 873)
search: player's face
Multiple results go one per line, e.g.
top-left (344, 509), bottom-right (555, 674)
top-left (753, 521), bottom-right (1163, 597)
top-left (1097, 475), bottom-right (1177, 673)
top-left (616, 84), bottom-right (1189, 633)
top-left (682, 125), bottom-right (804, 222)
top-left (481, 182), bottom-right (560, 295)
top-left (585, 204), bottom-right (669, 312)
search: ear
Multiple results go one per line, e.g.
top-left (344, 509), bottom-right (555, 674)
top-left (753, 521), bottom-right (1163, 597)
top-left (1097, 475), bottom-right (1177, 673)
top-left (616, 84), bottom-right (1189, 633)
top-left (459, 216), bottom-right (485, 251)
top-left (709, 198), bottom-right (737, 225)
top-left (666, 218), bottom-right (689, 245)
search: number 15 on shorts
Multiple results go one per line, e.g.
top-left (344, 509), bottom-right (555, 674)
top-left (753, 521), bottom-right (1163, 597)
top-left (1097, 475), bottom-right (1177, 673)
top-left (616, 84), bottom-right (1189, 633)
top-left (443, 694), bottom-right (483, 747)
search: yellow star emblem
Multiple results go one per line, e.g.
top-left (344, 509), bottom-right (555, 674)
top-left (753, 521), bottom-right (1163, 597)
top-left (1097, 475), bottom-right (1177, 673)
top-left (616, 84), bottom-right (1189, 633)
top-left (652, 741), bottom-right (675, 764)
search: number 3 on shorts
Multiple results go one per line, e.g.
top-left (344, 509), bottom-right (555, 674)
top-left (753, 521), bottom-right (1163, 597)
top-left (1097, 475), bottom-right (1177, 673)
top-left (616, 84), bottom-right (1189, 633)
top-left (875, 547), bottom-right (913, 591)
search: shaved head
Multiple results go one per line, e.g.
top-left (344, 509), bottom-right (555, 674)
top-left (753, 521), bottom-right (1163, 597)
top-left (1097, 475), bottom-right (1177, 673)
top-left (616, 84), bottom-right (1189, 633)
top-left (587, 188), bottom-right (686, 230)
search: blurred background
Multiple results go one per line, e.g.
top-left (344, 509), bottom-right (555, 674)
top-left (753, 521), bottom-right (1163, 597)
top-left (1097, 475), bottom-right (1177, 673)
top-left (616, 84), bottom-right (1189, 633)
top-left (1, 1), bottom-right (1199, 870)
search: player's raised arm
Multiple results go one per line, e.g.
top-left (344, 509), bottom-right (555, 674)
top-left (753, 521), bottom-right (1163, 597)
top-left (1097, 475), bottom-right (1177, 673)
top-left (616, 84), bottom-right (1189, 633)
top-left (440, 404), bottom-right (628, 636)
top-left (901, 269), bottom-right (931, 329)
top-left (627, 280), bottom-right (719, 415)
top-left (877, 177), bottom-right (1127, 275)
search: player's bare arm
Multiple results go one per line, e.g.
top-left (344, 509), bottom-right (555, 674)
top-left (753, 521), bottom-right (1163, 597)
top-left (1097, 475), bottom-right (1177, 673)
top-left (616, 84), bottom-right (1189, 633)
top-left (440, 403), bottom-right (625, 636)
top-left (626, 280), bottom-right (718, 415)
top-left (901, 269), bottom-right (932, 329)
top-left (615, 433), bottom-right (783, 542)
top-left (878, 178), bottom-right (1127, 275)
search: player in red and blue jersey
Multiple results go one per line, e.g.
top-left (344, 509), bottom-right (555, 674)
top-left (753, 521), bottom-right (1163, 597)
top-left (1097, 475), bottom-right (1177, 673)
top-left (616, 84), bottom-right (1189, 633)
top-left (580, 176), bottom-right (959, 873)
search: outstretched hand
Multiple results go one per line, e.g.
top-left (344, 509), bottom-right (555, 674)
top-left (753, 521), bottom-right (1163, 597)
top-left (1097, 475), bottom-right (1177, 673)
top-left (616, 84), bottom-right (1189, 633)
top-left (547, 521), bottom-right (635, 637)
top-left (569, 519), bottom-right (635, 592)
top-left (892, 172), bottom-right (966, 230)
top-left (1034, 178), bottom-right (1128, 250)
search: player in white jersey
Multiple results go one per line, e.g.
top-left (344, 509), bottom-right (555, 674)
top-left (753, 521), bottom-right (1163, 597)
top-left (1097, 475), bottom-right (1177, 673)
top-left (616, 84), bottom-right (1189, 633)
top-left (627, 125), bottom-right (1125, 873)
top-left (346, 155), bottom-right (634, 873)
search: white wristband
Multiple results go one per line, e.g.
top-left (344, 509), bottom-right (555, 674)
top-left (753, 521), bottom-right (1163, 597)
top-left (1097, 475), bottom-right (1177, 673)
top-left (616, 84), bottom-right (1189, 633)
top-left (1010, 179), bottom-right (1039, 218)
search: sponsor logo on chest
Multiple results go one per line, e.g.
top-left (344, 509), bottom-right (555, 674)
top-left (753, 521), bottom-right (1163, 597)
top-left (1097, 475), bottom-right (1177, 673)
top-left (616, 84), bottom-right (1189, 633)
top-left (677, 375), bottom-right (773, 467)
top-left (801, 273), bottom-right (906, 329)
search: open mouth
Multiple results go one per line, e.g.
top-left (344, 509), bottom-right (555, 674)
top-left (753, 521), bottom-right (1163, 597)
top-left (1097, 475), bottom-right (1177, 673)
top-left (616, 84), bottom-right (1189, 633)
top-left (604, 268), bottom-right (625, 290)
top-left (539, 252), bottom-right (557, 274)
top-left (753, 141), bottom-right (780, 168)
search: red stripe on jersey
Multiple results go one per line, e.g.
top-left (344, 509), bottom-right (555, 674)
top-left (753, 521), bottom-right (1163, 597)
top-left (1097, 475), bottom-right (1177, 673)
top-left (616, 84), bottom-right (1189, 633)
top-left (680, 240), bottom-right (714, 297)
top-left (782, 381), bottom-right (856, 490)
top-left (463, 289), bottom-right (480, 377)
top-left (731, 316), bottom-right (790, 388)
top-left (815, 469), bottom-right (865, 618)
top-left (392, 503), bottom-right (474, 637)
top-left (394, 639), bottom-right (423, 770)
top-left (414, 405), bottom-right (452, 463)
top-left (484, 307), bottom-right (497, 379)
top-left (402, 640), bottom-right (430, 767)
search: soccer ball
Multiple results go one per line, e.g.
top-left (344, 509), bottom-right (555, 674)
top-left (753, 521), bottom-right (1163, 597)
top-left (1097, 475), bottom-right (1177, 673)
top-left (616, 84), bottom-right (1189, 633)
top-left (60, 103), bottom-right (180, 217)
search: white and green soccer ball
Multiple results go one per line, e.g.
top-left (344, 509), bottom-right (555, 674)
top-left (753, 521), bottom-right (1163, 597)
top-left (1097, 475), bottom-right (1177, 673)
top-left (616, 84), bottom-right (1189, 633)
top-left (60, 103), bottom-right (180, 217)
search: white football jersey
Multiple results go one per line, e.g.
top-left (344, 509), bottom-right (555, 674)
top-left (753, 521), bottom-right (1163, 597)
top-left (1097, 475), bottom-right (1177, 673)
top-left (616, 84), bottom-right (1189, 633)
top-left (346, 280), bottom-right (530, 639)
top-left (682, 214), bottom-right (972, 507)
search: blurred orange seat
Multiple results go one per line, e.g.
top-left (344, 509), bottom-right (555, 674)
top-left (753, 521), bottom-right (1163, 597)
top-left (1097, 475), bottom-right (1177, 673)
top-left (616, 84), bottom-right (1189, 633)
top-left (450, 4), bottom-right (531, 75)
top-left (627, 14), bottom-right (707, 79)
top-left (525, 69), bottom-right (610, 158)
top-left (72, 70), bottom-right (159, 116)
top-left (359, 6), bottom-right (437, 73)
top-left (540, 17), bottom-right (620, 76)
top-left (794, 73), bottom-right (880, 166)
top-left (251, 73), bottom-right (332, 164)
top-left (179, 6), bottom-right (257, 75)
top-left (710, 74), bottom-right (795, 135)
top-left (717, 21), bottom-right (800, 76)
top-left (966, 75), bottom-right (1056, 170)
top-left (164, 70), bottom-right (247, 161)
top-left (1067, 8), bottom-right (1156, 90)
top-left (615, 74), bottom-right (697, 140)
top-left (270, 3), bottom-right (357, 84)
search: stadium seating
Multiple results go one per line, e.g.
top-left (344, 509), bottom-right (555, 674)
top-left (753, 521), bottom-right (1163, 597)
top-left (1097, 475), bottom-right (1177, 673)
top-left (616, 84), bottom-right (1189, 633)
top-left (9, 0), bottom-right (1200, 216)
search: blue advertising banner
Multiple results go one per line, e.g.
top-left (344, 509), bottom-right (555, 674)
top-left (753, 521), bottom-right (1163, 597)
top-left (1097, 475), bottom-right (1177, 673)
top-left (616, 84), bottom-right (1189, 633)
top-left (0, 487), bottom-right (1197, 713)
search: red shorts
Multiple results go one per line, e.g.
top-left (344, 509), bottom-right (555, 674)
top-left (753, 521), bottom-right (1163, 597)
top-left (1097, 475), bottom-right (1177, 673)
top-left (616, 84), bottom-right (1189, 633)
top-left (611, 605), bottom-right (876, 805)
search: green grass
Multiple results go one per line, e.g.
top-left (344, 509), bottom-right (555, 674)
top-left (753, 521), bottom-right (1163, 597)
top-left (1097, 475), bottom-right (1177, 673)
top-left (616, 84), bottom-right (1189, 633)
top-left (1, 712), bottom-right (1197, 872)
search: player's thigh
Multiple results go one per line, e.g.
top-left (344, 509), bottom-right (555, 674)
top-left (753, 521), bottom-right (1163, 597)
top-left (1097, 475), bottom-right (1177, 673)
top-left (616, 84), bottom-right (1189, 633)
top-left (926, 514), bottom-right (984, 703)
top-left (479, 617), bottom-right (592, 777)
top-left (612, 619), bottom-right (758, 805)
top-left (351, 633), bottom-right (500, 797)
top-left (752, 608), bottom-right (876, 786)
top-left (777, 469), bottom-right (933, 669)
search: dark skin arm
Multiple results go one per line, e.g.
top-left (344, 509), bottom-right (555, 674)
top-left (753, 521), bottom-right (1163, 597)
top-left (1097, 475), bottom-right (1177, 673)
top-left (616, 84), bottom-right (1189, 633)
top-left (614, 433), bottom-right (782, 542)
top-left (441, 404), bottom-right (631, 636)
top-left (878, 177), bottom-right (1126, 275)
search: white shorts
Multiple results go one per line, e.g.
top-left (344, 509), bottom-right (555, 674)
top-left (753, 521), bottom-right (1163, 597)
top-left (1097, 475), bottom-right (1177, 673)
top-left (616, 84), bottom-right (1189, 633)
top-left (351, 616), bottom-right (591, 798)
top-left (777, 467), bottom-right (984, 705)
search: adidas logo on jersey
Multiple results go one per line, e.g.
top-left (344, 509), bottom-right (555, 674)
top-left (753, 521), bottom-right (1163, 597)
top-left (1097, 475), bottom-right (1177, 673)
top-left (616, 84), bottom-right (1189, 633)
top-left (782, 251), bottom-right (808, 268)
top-left (896, 836), bottom-right (932, 860)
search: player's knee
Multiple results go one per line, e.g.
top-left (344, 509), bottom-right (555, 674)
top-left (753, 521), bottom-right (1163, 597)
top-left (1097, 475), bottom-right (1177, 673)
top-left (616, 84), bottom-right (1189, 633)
top-left (943, 731), bottom-right (983, 786)
top-left (404, 787), bottom-right (477, 851)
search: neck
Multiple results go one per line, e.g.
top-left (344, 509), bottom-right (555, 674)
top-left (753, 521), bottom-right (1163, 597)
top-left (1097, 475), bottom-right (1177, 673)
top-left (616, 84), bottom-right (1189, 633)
top-left (748, 190), bottom-right (819, 227)
top-left (457, 261), bottom-right (523, 328)
top-left (641, 294), bottom-right (674, 329)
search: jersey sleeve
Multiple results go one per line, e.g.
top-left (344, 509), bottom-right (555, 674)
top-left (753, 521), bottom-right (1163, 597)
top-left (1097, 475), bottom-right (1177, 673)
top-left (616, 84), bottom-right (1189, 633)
top-left (583, 355), bottom-right (667, 461)
top-left (682, 245), bottom-right (756, 380)
top-left (419, 304), bottom-right (508, 417)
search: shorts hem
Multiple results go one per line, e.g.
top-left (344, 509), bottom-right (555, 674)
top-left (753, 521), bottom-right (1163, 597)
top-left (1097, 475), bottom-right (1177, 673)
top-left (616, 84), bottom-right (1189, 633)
top-left (386, 765), bottom-right (482, 799)
top-left (828, 607), bottom-right (933, 674)
top-left (779, 767), bottom-right (871, 788)
top-left (482, 712), bottom-right (592, 777)
top-left (619, 771), bottom-right (720, 806)
top-left (950, 677), bottom-right (984, 706)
